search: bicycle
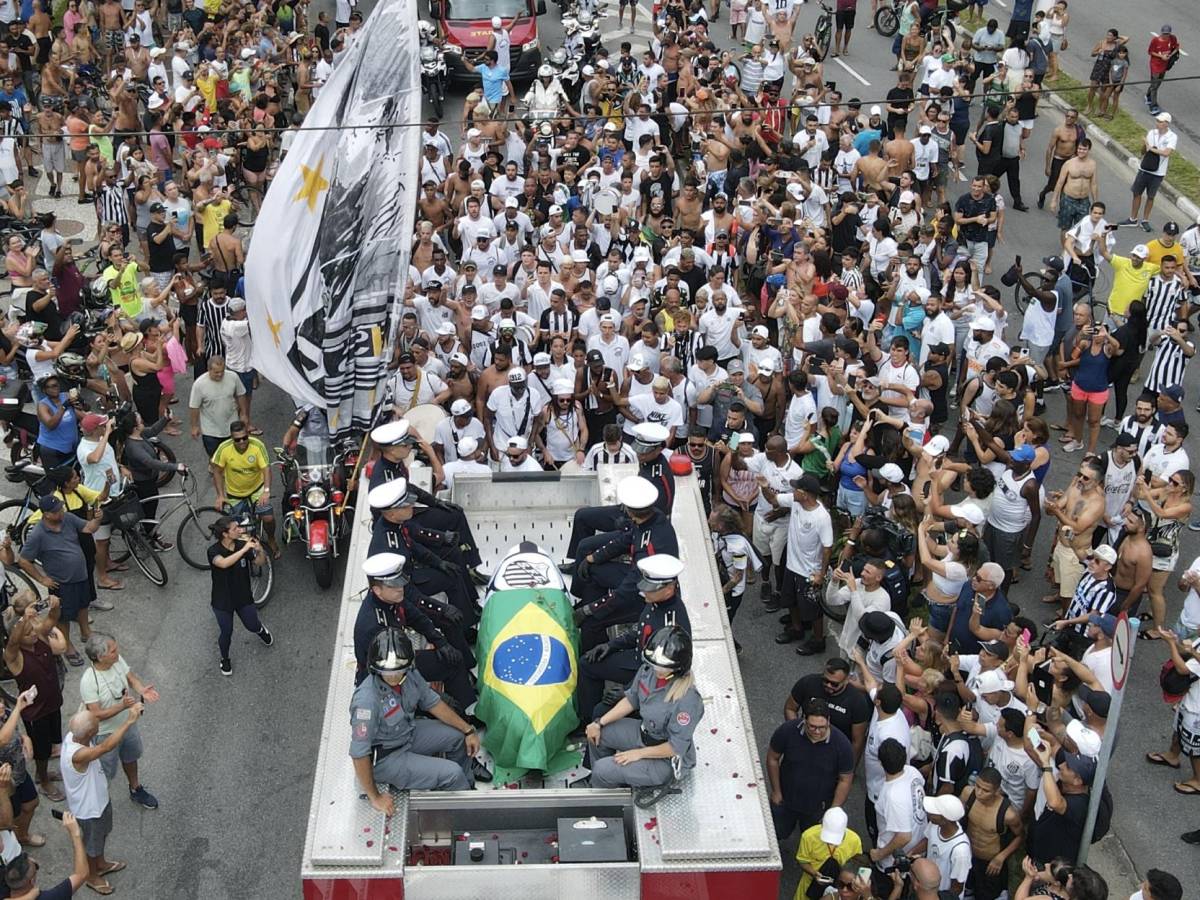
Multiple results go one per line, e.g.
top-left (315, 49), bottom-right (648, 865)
top-left (813, 1), bottom-right (834, 61)
top-left (873, 0), bottom-right (903, 37)
top-left (131, 469), bottom-right (226, 570)
top-left (0, 458), bottom-right (58, 546)
top-left (104, 489), bottom-right (168, 587)
top-left (1011, 261), bottom-right (1107, 321)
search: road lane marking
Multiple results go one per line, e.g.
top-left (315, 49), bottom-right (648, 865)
top-left (834, 57), bottom-right (870, 86)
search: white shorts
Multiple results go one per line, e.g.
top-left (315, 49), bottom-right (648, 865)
top-left (752, 514), bottom-right (787, 565)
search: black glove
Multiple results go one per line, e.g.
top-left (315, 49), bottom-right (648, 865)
top-left (436, 558), bottom-right (458, 576)
top-left (584, 643), bottom-right (611, 663)
top-left (437, 499), bottom-right (463, 514)
top-left (576, 558), bottom-right (592, 581)
top-left (436, 644), bottom-right (463, 666)
top-left (438, 603), bottom-right (464, 626)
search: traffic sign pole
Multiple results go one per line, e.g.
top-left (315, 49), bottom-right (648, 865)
top-left (1078, 612), bottom-right (1135, 865)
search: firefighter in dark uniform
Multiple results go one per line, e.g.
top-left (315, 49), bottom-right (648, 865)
top-left (367, 419), bottom-right (486, 582)
top-left (576, 554), bottom-right (691, 720)
top-left (367, 477), bottom-right (480, 629)
top-left (353, 552), bottom-right (483, 731)
top-left (586, 626), bottom-right (705, 789)
top-left (350, 628), bottom-right (482, 809)
top-left (563, 422), bottom-right (676, 565)
top-left (573, 474), bottom-right (680, 651)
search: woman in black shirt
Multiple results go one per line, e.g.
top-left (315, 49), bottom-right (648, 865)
top-left (208, 516), bottom-right (273, 676)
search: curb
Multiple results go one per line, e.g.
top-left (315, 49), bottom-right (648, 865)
top-left (1086, 832), bottom-right (1143, 899)
top-left (1045, 92), bottom-right (1200, 223)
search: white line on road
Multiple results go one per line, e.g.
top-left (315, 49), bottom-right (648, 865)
top-left (1150, 33), bottom-right (1187, 56)
top-left (993, 0), bottom-right (1007, 7)
top-left (834, 57), bottom-right (870, 86)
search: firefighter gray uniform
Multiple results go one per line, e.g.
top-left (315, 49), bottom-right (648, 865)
top-left (590, 664), bottom-right (704, 789)
top-left (349, 670), bottom-right (474, 791)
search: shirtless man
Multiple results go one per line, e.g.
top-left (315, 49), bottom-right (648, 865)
top-left (1043, 459), bottom-right (1106, 612)
top-left (1113, 503), bottom-right (1153, 614)
top-left (49, 25), bottom-right (71, 67)
top-left (883, 124), bottom-right (915, 176)
top-left (1038, 108), bottom-right (1080, 209)
top-left (35, 102), bottom-right (64, 197)
top-left (39, 57), bottom-right (71, 100)
top-left (660, 32), bottom-right (681, 101)
top-left (30, 1), bottom-right (51, 70)
top-left (1048, 139), bottom-right (1097, 234)
top-left (124, 35), bottom-right (150, 83)
top-left (443, 160), bottom-right (475, 215)
top-left (69, 25), bottom-right (96, 71)
top-left (96, 0), bottom-right (124, 72)
top-left (703, 191), bottom-right (736, 241)
top-left (675, 182), bottom-right (704, 233)
top-left (110, 77), bottom-right (140, 132)
top-left (700, 127), bottom-right (732, 197)
top-left (474, 346), bottom-right (516, 416)
top-left (410, 221), bottom-right (442, 272)
top-left (418, 182), bottom-right (452, 231)
top-left (444, 355), bottom-right (476, 405)
top-left (851, 141), bottom-right (890, 192)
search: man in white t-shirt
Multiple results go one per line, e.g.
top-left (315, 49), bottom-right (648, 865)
top-left (1124, 114), bottom-right (1178, 230)
top-left (915, 795), bottom-right (972, 896)
top-left (862, 686), bottom-right (912, 820)
top-left (760, 473), bottom-right (833, 654)
top-left (745, 435), bottom-right (802, 602)
top-left (870, 737), bottom-right (927, 867)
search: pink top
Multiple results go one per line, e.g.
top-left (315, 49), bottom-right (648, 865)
top-left (63, 9), bottom-right (83, 42)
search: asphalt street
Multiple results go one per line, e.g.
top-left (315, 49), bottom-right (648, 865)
top-left (4, 1), bottom-right (1197, 897)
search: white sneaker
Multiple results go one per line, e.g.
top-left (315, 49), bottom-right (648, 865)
top-left (1100, 417), bottom-right (1116, 429)
top-left (1062, 440), bottom-right (1084, 453)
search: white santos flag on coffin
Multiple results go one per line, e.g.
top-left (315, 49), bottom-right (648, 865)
top-left (245, 0), bottom-right (421, 434)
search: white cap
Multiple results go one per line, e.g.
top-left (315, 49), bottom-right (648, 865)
top-left (450, 352), bottom-right (469, 366)
top-left (1092, 544), bottom-right (1117, 565)
top-left (758, 358), bottom-right (776, 375)
top-left (923, 434), bottom-right (950, 458)
top-left (147, 93), bottom-right (165, 111)
top-left (899, 190), bottom-right (916, 205)
top-left (738, 432), bottom-right (756, 446)
top-left (437, 321), bottom-right (457, 336)
top-left (533, 352), bottom-right (552, 366)
top-left (636, 553), bottom-right (685, 583)
top-left (969, 316), bottom-right (995, 331)
top-left (949, 502), bottom-right (986, 526)
top-left (498, 318), bottom-right (517, 330)
top-left (878, 463), bottom-right (905, 484)
top-left (506, 435), bottom-right (528, 450)
top-left (617, 475), bottom-right (659, 509)
top-left (450, 398), bottom-right (472, 416)
top-left (548, 204), bottom-right (564, 216)
top-left (240, 47), bottom-right (256, 59)
top-left (1066, 719), bottom-right (1103, 757)
top-left (599, 313), bottom-right (617, 325)
top-left (786, 182), bottom-right (805, 200)
top-left (507, 368), bottom-right (526, 382)
top-left (371, 419), bottom-right (414, 447)
top-left (923, 795), bottom-right (965, 822)
top-left (504, 196), bottom-right (519, 208)
top-left (471, 304), bottom-right (489, 320)
top-left (1156, 111), bottom-right (1173, 123)
top-left (457, 435), bottom-right (479, 456)
top-left (819, 808), bottom-right (849, 845)
top-left (551, 379), bottom-right (574, 396)
top-left (570, 248), bottom-right (589, 263)
top-left (582, 64), bottom-right (595, 76)
top-left (363, 552), bottom-right (409, 583)
top-left (491, 15), bottom-right (502, 27)
top-left (368, 477), bottom-right (416, 510)
top-left (751, 325), bottom-right (769, 339)
top-left (1131, 244), bottom-right (1150, 259)
top-left (602, 275), bottom-right (621, 296)
top-left (869, 104), bottom-right (882, 116)
top-left (918, 124), bottom-right (932, 135)
top-left (632, 422), bottom-right (670, 446)
top-left (633, 246), bottom-right (652, 263)
top-left (149, 47), bottom-right (166, 58)
top-left (975, 669), bottom-right (1015, 695)
top-left (627, 354), bottom-right (647, 372)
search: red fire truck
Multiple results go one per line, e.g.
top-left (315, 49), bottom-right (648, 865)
top-left (431, 0), bottom-right (546, 84)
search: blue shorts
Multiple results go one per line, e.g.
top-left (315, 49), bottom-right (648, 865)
top-left (928, 601), bottom-right (954, 632)
top-left (236, 369), bottom-right (256, 395)
top-left (57, 579), bottom-right (92, 622)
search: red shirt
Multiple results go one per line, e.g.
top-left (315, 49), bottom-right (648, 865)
top-left (1148, 34), bottom-right (1178, 76)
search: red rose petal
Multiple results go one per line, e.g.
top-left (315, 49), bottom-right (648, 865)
top-left (366, 840), bottom-right (375, 847)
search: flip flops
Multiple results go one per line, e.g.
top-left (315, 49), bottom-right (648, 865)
top-left (1173, 783), bottom-right (1200, 796)
top-left (1146, 752), bottom-right (1181, 769)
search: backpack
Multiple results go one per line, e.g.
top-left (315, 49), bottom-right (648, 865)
top-left (964, 790), bottom-right (1012, 842)
top-left (1159, 658), bottom-right (1198, 704)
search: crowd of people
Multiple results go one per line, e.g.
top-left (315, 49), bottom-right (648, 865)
top-left (0, 0), bottom-right (1191, 894)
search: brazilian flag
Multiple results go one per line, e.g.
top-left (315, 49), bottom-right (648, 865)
top-left (476, 587), bottom-right (580, 779)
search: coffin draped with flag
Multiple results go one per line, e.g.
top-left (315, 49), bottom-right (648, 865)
top-left (476, 546), bottom-right (580, 775)
top-left (244, 0), bottom-right (421, 437)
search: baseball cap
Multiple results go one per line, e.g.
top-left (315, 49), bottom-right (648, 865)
top-left (918, 124), bottom-right (932, 135)
top-left (899, 190), bottom-right (916, 205)
top-left (81, 413), bottom-right (109, 432)
top-left (940, 52), bottom-right (955, 63)
top-left (548, 204), bottom-right (563, 216)
top-left (790, 473), bottom-right (823, 495)
top-left (1042, 255), bottom-right (1065, 272)
top-left (450, 399), bottom-right (472, 417)
top-left (979, 639), bottom-right (1010, 660)
top-left (1065, 719), bottom-right (1103, 758)
top-left (819, 808), bottom-right (849, 845)
top-left (586, 349), bottom-right (604, 364)
top-left (869, 105), bottom-right (882, 116)
top-left (1011, 444), bottom-right (1036, 463)
top-left (470, 304), bottom-right (488, 320)
top-left (1164, 221), bottom-right (1180, 235)
top-left (507, 368), bottom-right (526, 382)
top-left (975, 669), bottom-right (1015, 695)
top-left (1088, 612), bottom-right (1117, 635)
top-left (949, 503), bottom-right (985, 526)
top-left (970, 316), bottom-right (995, 331)
top-left (1131, 244), bottom-right (1150, 259)
top-left (726, 359), bottom-right (744, 374)
top-left (1077, 685), bottom-right (1112, 718)
top-left (1113, 432), bottom-right (1138, 448)
top-left (533, 352), bottom-right (552, 367)
top-left (922, 795), bottom-right (965, 822)
top-left (436, 322), bottom-right (456, 336)
top-left (149, 201), bottom-right (166, 213)
top-left (1156, 111), bottom-right (1173, 123)
top-left (1162, 383), bottom-right (1184, 402)
top-left (38, 494), bottom-right (63, 513)
top-left (752, 325), bottom-right (769, 339)
top-left (1090, 545), bottom-right (1117, 565)
top-left (878, 463), bottom-right (905, 484)
top-left (923, 434), bottom-right (950, 458)
top-left (1061, 751), bottom-right (1098, 785)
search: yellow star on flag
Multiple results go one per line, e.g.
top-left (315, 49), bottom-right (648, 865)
top-left (293, 156), bottom-right (330, 212)
top-left (266, 313), bottom-right (284, 348)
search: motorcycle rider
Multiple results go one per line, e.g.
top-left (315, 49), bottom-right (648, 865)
top-left (525, 64), bottom-right (576, 122)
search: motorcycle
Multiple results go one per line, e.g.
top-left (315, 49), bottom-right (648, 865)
top-left (277, 436), bottom-right (359, 589)
top-left (418, 21), bottom-right (449, 118)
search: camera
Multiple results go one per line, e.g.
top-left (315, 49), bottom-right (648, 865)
top-left (892, 853), bottom-right (913, 873)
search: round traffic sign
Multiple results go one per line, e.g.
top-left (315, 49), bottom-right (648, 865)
top-left (1111, 612), bottom-right (1133, 691)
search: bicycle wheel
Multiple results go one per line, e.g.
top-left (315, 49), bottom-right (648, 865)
top-left (0, 498), bottom-right (31, 545)
top-left (874, 6), bottom-right (899, 36)
top-left (177, 506), bottom-right (225, 569)
top-left (250, 555), bottom-right (274, 608)
top-left (4, 566), bottom-right (44, 602)
top-left (814, 18), bottom-right (831, 60)
top-left (121, 529), bottom-right (168, 587)
top-left (1013, 283), bottom-right (1030, 315)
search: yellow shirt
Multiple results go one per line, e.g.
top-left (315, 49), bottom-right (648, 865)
top-left (194, 73), bottom-right (218, 112)
top-left (793, 823), bottom-right (863, 900)
top-left (1146, 238), bottom-right (1184, 268)
top-left (200, 198), bottom-right (232, 243)
top-left (103, 261), bottom-right (143, 319)
top-left (26, 484), bottom-right (103, 527)
top-left (203, 0), bottom-right (222, 15)
top-left (211, 436), bottom-right (268, 497)
top-left (1107, 255), bottom-right (1160, 316)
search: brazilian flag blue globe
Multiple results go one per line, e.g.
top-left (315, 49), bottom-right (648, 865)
top-left (476, 586), bottom-right (581, 778)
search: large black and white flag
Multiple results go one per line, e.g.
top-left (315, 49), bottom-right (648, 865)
top-left (246, 0), bottom-right (420, 435)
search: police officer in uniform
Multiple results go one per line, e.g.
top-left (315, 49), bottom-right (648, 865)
top-left (367, 419), bottom-right (486, 582)
top-left (585, 626), bottom-right (704, 789)
top-left (576, 554), bottom-right (691, 720)
top-left (573, 475), bottom-right (680, 650)
top-left (840, 528), bottom-right (911, 620)
top-left (350, 628), bottom-right (482, 810)
top-left (563, 422), bottom-right (676, 565)
top-left (367, 477), bottom-right (479, 628)
top-left (353, 552), bottom-right (480, 723)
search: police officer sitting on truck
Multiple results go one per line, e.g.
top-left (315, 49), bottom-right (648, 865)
top-left (350, 628), bottom-right (484, 810)
top-left (353, 552), bottom-right (482, 731)
top-left (576, 554), bottom-right (691, 721)
top-left (572, 475), bottom-right (680, 650)
top-left (586, 626), bottom-right (704, 790)
top-left (562, 421), bottom-right (675, 568)
top-left (367, 418), bottom-right (488, 586)
top-left (367, 477), bottom-right (480, 629)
